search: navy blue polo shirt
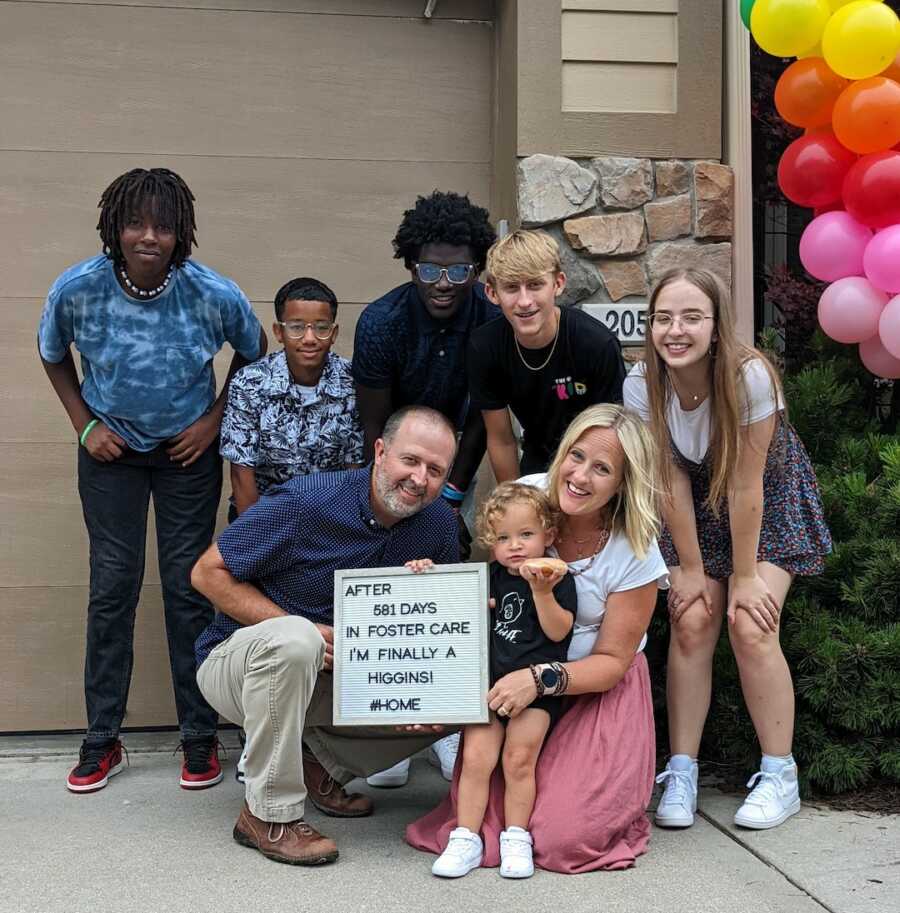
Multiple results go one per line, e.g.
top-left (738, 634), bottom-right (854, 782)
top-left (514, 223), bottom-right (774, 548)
top-left (352, 282), bottom-right (499, 429)
top-left (194, 466), bottom-right (459, 666)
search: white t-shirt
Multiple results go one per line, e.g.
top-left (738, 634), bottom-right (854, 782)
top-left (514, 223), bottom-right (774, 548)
top-left (622, 359), bottom-right (783, 463)
top-left (518, 473), bottom-right (669, 659)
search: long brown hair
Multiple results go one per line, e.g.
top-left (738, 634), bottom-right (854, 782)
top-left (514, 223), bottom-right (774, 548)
top-left (644, 268), bottom-right (782, 512)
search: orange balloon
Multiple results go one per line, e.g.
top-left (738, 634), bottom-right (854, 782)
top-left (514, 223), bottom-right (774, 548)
top-left (805, 123), bottom-right (835, 136)
top-left (879, 52), bottom-right (900, 83)
top-left (775, 58), bottom-right (849, 128)
top-left (832, 77), bottom-right (900, 154)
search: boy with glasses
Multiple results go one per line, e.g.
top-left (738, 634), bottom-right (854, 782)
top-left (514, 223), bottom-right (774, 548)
top-left (220, 277), bottom-right (362, 518)
top-left (352, 191), bottom-right (498, 788)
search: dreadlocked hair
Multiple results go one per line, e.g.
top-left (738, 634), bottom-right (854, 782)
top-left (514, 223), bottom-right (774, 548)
top-left (392, 190), bottom-right (496, 271)
top-left (97, 168), bottom-right (197, 268)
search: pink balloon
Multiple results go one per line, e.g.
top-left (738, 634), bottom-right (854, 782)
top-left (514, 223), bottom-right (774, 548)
top-left (860, 334), bottom-right (900, 378)
top-left (863, 225), bottom-right (900, 292)
top-left (800, 211), bottom-right (872, 281)
top-left (818, 276), bottom-right (888, 343)
top-left (878, 293), bottom-right (900, 358)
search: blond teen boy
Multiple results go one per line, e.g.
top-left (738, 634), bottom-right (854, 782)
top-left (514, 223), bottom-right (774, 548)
top-left (467, 230), bottom-right (626, 482)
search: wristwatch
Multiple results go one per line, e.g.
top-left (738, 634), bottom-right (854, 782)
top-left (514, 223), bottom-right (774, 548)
top-left (537, 663), bottom-right (561, 697)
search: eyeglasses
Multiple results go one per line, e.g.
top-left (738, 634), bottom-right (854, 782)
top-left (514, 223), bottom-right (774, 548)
top-left (276, 320), bottom-right (335, 339)
top-left (414, 262), bottom-right (475, 285)
top-left (649, 313), bottom-right (714, 330)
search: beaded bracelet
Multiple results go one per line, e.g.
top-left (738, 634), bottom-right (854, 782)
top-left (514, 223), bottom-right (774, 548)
top-left (441, 482), bottom-right (466, 503)
top-left (79, 419), bottom-right (99, 447)
top-left (529, 663), bottom-right (543, 696)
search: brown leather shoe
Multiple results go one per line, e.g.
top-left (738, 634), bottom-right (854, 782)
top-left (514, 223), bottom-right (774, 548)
top-left (302, 749), bottom-right (373, 818)
top-left (233, 802), bottom-right (338, 866)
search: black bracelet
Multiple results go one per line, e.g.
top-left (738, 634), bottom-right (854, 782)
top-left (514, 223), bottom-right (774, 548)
top-left (529, 664), bottom-right (543, 697)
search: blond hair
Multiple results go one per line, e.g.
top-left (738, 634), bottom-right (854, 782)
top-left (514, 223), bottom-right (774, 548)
top-left (544, 404), bottom-right (660, 559)
top-left (477, 482), bottom-right (560, 549)
top-left (485, 229), bottom-right (562, 286)
top-left (644, 268), bottom-right (783, 512)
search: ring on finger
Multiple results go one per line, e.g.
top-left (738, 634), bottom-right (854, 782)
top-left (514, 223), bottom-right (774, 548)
top-left (497, 706), bottom-right (508, 717)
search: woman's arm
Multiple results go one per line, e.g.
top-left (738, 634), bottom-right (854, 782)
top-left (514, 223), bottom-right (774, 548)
top-left (727, 415), bottom-right (780, 630)
top-left (562, 580), bottom-right (658, 694)
top-left (662, 458), bottom-right (713, 619)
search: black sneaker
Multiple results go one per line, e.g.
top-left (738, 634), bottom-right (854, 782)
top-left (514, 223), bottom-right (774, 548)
top-left (178, 736), bottom-right (223, 790)
top-left (67, 739), bottom-right (126, 793)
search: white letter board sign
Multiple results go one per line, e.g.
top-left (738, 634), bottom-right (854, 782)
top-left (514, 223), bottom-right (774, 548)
top-left (333, 563), bottom-right (489, 726)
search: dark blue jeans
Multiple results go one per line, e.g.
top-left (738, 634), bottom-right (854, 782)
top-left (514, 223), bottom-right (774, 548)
top-left (77, 442), bottom-right (222, 742)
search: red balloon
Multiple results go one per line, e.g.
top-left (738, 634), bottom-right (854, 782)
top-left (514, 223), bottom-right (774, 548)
top-left (778, 134), bottom-right (858, 207)
top-left (843, 151), bottom-right (900, 228)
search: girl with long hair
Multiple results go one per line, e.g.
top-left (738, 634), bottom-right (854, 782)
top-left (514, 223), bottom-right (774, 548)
top-left (624, 268), bottom-right (831, 830)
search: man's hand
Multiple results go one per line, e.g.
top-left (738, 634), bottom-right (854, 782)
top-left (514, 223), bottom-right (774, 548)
top-left (314, 623), bottom-right (334, 670)
top-left (167, 412), bottom-right (220, 467)
top-left (83, 421), bottom-right (126, 462)
top-left (405, 558), bottom-right (434, 573)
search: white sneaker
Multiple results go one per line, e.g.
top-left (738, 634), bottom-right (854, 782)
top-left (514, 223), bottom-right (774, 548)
top-left (431, 827), bottom-right (483, 878)
top-left (366, 757), bottom-right (411, 788)
top-left (499, 826), bottom-right (534, 878)
top-left (734, 761), bottom-right (801, 829)
top-left (235, 746), bottom-right (247, 784)
top-left (654, 756), bottom-right (699, 827)
top-left (428, 732), bottom-right (460, 781)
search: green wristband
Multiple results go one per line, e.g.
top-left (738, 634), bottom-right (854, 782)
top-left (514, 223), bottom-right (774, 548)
top-left (79, 419), bottom-right (100, 447)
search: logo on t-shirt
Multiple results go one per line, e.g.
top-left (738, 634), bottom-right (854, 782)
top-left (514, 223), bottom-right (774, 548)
top-left (495, 591), bottom-right (524, 642)
top-left (554, 376), bottom-right (588, 401)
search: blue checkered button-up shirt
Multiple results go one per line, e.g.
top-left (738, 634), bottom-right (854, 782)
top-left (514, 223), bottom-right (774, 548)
top-left (195, 467), bottom-right (459, 666)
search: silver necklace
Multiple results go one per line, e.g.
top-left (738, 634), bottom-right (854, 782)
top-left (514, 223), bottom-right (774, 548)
top-left (514, 311), bottom-right (560, 372)
top-left (557, 525), bottom-right (610, 576)
top-left (120, 265), bottom-right (174, 298)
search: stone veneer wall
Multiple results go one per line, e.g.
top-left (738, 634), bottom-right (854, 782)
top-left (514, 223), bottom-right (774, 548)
top-left (515, 155), bottom-right (736, 355)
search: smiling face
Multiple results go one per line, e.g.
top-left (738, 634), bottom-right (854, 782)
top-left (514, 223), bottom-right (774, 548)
top-left (490, 501), bottom-right (553, 574)
top-left (411, 242), bottom-right (477, 321)
top-left (556, 426), bottom-right (625, 519)
top-left (118, 202), bottom-right (177, 287)
top-left (650, 278), bottom-right (717, 371)
top-left (273, 298), bottom-right (337, 384)
top-left (485, 270), bottom-right (566, 347)
top-left (371, 415), bottom-right (455, 522)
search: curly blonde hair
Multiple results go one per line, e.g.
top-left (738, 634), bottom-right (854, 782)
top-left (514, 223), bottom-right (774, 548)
top-left (476, 482), bottom-right (560, 549)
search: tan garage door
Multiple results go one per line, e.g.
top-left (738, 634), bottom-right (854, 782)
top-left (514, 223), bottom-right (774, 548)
top-left (1, 0), bottom-right (493, 731)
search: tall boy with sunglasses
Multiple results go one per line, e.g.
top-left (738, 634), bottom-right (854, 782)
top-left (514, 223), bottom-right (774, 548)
top-left (352, 191), bottom-right (498, 788)
top-left (220, 277), bottom-right (362, 518)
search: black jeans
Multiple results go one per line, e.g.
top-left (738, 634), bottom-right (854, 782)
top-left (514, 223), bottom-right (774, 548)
top-left (77, 442), bottom-right (222, 742)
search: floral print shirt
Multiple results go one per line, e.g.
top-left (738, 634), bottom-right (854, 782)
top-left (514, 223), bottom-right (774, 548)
top-left (220, 350), bottom-right (363, 495)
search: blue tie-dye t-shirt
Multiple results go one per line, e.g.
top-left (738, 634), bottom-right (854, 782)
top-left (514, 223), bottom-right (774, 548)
top-left (38, 255), bottom-right (262, 451)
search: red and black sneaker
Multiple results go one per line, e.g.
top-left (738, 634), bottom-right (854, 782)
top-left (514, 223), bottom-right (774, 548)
top-left (66, 739), bottom-right (126, 793)
top-left (178, 736), bottom-right (223, 790)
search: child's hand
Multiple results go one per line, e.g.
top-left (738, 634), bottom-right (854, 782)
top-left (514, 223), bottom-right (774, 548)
top-left (519, 559), bottom-right (566, 593)
top-left (405, 558), bottom-right (434, 573)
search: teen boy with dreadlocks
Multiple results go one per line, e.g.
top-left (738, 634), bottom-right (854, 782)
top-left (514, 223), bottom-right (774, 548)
top-left (352, 190), bottom-right (498, 789)
top-left (37, 167), bottom-right (266, 794)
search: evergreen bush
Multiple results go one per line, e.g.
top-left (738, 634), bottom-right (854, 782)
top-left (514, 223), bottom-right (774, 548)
top-left (650, 338), bottom-right (900, 794)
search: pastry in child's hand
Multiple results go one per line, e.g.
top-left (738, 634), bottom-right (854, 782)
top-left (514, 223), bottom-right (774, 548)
top-left (521, 557), bottom-right (568, 578)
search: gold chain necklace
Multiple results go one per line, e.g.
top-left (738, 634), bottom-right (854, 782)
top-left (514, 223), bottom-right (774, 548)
top-left (514, 310), bottom-right (560, 372)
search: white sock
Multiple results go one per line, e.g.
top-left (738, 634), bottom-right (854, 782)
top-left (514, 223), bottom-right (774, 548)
top-left (505, 826), bottom-right (528, 835)
top-left (668, 754), bottom-right (696, 770)
top-left (761, 753), bottom-right (795, 773)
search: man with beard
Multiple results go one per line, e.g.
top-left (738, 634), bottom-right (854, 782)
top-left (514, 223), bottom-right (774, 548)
top-left (190, 406), bottom-right (458, 866)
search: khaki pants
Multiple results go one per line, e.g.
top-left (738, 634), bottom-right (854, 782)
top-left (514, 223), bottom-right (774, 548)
top-left (197, 615), bottom-right (446, 823)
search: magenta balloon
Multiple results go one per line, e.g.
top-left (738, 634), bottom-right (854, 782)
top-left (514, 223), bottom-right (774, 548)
top-left (818, 276), bottom-right (887, 343)
top-left (878, 293), bottom-right (900, 359)
top-left (860, 334), bottom-right (900, 378)
top-left (863, 225), bottom-right (900, 292)
top-left (800, 211), bottom-right (872, 280)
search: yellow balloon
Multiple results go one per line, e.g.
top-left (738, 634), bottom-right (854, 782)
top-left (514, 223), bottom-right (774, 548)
top-left (823, 0), bottom-right (900, 79)
top-left (829, 0), bottom-right (882, 9)
top-left (798, 42), bottom-right (823, 58)
top-left (751, 0), bottom-right (831, 58)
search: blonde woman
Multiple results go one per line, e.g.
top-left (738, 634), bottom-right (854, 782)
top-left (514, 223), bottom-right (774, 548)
top-left (407, 404), bottom-right (669, 873)
top-left (624, 268), bottom-right (831, 831)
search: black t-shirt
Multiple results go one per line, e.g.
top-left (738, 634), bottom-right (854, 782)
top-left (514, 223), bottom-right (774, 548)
top-left (489, 561), bottom-right (577, 683)
top-left (468, 306), bottom-right (626, 473)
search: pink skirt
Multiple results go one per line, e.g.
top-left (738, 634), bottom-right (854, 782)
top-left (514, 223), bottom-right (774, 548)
top-left (405, 653), bottom-right (656, 873)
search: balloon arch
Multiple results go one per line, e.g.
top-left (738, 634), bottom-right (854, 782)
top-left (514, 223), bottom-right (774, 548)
top-left (745, 0), bottom-right (900, 377)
